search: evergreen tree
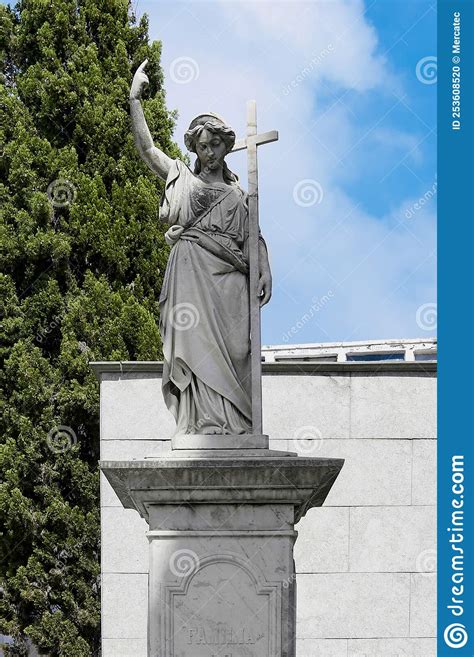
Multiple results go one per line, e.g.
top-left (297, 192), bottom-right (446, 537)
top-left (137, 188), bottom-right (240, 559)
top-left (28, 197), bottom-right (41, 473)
top-left (0, 1), bottom-right (181, 654)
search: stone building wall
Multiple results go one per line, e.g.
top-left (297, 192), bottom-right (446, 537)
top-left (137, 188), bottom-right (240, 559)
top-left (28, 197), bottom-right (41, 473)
top-left (96, 356), bottom-right (437, 657)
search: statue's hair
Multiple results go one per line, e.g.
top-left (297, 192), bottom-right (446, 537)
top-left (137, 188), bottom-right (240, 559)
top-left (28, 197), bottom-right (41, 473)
top-left (184, 119), bottom-right (239, 184)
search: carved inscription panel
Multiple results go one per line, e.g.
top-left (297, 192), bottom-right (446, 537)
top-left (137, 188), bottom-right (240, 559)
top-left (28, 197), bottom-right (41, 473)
top-left (166, 556), bottom-right (280, 657)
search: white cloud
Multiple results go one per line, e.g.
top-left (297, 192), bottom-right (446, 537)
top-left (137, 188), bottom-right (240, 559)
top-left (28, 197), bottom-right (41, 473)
top-left (143, 0), bottom-right (436, 343)
top-left (369, 127), bottom-right (424, 166)
top-left (218, 0), bottom-right (394, 92)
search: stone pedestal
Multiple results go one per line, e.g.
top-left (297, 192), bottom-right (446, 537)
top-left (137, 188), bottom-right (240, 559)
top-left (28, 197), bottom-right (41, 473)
top-left (101, 446), bottom-right (343, 657)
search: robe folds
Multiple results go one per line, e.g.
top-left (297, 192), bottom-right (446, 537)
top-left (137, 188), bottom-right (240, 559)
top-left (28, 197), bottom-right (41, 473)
top-left (159, 159), bottom-right (254, 435)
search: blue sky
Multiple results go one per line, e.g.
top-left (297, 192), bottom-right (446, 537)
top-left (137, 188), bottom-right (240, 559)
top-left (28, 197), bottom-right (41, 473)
top-left (139, 0), bottom-right (437, 345)
top-left (5, 0), bottom-right (437, 345)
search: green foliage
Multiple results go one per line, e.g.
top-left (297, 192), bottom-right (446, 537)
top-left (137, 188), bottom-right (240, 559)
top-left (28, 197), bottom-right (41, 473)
top-left (0, 1), bottom-right (181, 654)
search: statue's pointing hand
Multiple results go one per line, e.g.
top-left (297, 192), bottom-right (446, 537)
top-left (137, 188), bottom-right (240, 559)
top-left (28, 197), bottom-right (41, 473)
top-left (130, 59), bottom-right (149, 100)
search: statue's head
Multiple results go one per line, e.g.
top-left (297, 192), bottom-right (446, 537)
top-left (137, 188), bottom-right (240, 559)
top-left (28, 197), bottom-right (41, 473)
top-left (184, 113), bottom-right (238, 183)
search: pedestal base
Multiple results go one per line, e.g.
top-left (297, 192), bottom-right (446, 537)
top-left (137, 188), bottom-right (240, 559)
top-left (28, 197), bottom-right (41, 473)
top-left (171, 433), bottom-right (269, 450)
top-left (148, 504), bottom-right (295, 657)
top-left (101, 451), bottom-right (343, 657)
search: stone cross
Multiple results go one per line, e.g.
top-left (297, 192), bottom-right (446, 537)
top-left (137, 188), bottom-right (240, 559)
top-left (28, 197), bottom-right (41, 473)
top-left (231, 100), bottom-right (278, 434)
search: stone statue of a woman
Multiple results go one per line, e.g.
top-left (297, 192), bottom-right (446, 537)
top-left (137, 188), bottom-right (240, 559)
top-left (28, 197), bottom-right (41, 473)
top-left (130, 59), bottom-right (272, 436)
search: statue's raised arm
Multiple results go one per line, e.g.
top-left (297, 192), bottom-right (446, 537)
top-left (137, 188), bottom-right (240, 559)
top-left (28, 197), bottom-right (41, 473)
top-left (129, 59), bottom-right (173, 180)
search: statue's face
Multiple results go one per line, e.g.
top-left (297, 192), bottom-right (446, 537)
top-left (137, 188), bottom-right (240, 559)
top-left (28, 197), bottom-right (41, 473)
top-left (196, 129), bottom-right (227, 173)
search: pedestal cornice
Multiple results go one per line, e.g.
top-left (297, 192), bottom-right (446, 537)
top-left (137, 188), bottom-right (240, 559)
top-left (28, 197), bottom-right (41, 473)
top-left (100, 454), bottom-right (344, 523)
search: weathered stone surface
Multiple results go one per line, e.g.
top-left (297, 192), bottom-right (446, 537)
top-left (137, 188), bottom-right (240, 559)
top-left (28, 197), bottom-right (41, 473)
top-left (349, 506), bottom-right (436, 572)
top-left (100, 372), bottom-right (172, 440)
top-left (101, 638), bottom-right (147, 657)
top-left (101, 455), bottom-right (343, 657)
top-left (296, 573), bottom-right (410, 638)
top-left (412, 440), bottom-right (437, 505)
top-left (295, 507), bottom-right (349, 573)
top-left (129, 74), bottom-right (277, 437)
top-left (101, 573), bottom-right (148, 640)
top-left (100, 441), bottom-right (171, 509)
top-left (93, 363), bottom-right (437, 443)
top-left (93, 361), bottom-right (437, 655)
top-left (148, 518), bottom-right (295, 656)
top-left (100, 438), bottom-right (170, 460)
top-left (101, 507), bottom-right (149, 573)
top-left (149, 503), bottom-right (294, 531)
top-left (410, 574), bottom-right (437, 637)
top-left (297, 638), bottom-right (348, 656)
top-left (100, 472), bottom-right (121, 508)
top-left (291, 439), bottom-right (412, 506)
top-left (101, 455), bottom-right (344, 523)
top-left (263, 374), bottom-right (351, 440)
top-left (171, 433), bottom-right (269, 449)
top-left (348, 638), bottom-right (436, 656)
top-left (350, 373), bottom-right (436, 439)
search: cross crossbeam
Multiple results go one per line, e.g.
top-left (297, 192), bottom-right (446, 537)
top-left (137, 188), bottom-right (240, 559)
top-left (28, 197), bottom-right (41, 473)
top-left (233, 129), bottom-right (279, 152)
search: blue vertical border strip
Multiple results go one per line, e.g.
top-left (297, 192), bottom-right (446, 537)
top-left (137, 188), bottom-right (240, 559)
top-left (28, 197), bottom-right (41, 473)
top-left (438, 0), bottom-right (474, 655)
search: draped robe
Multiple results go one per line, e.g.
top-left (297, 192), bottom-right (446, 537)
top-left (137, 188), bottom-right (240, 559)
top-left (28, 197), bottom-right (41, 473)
top-left (159, 159), bottom-right (255, 435)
